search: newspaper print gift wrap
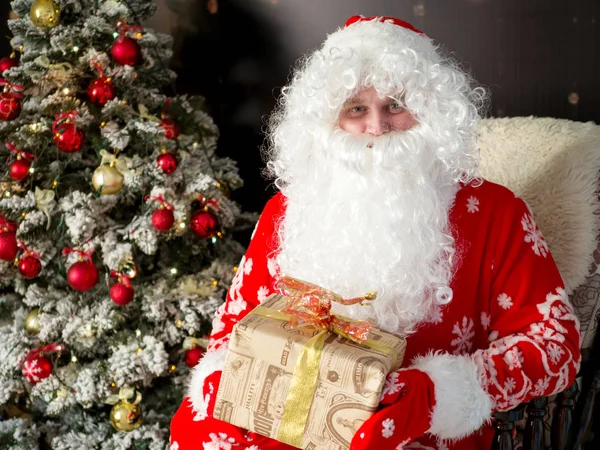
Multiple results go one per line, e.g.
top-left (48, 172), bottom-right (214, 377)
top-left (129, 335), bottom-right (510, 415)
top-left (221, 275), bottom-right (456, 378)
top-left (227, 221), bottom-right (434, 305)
top-left (214, 294), bottom-right (407, 450)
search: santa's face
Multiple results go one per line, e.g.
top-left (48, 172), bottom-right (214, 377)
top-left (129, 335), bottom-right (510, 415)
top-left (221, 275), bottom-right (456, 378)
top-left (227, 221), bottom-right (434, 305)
top-left (274, 85), bottom-right (459, 335)
top-left (338, 87), bottom-right (418, 136)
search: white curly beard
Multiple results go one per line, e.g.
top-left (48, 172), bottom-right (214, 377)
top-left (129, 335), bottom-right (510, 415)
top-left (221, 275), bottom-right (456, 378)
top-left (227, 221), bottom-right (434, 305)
top-left (275, 126), bottom-right (460, 335)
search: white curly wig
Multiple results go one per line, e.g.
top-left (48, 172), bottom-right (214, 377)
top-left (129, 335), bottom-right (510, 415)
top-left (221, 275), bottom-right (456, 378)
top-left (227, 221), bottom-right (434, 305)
top-left (263, 16), bottom-right (488, 335)
top-left (264, 16), bottom-right (486, 186)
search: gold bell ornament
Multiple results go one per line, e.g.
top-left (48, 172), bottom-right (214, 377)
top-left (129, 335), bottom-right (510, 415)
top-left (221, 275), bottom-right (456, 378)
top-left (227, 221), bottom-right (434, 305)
top-left (30, 0), bottom-right (61, 29)
top-left (107, 387), bottom-right (143, 432)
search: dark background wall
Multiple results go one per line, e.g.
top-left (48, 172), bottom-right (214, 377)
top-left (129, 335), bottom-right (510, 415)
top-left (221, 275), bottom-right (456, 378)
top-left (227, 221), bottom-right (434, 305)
top-left (3, 0), bottom-right (599, 220)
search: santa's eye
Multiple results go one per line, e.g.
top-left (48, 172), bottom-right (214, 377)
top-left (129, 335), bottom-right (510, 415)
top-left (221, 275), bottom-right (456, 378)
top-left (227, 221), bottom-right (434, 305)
top-left (388, 102), bottom-right (403, 112)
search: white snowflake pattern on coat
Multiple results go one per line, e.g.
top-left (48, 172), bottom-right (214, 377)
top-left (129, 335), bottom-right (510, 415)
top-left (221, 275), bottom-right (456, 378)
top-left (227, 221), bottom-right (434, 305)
top-left (497, 293), bottom-right (513, 310)
top-left (267, 257), bottom-right (279, 278)
top-left (382, 371), bottom-right (405, 398)
top-left (381, 418), bottom-right (395, 438)
top-left (451, 317), bottom-right (475, 355)
top-left (257, 286), bottom-right (270, 303)
top-left (226, 256), bottom-right (252, 316)
top-left (170, 442), bottom-right (179, 450)
top-left (466, 196), bottom-right (479, 213)
top-left (503, 377), bottom-right (516, 393)
top-left (203, 433), bottom-right (236, 450)
top-left (481, 312), bottom-right (491, 330)
top-left (521, 213), bottom-right (549, 257)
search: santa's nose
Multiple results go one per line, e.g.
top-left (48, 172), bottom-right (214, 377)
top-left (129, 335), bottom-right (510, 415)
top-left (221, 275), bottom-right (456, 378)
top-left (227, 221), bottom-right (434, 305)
top-left (365, 112), bottom-right (390, 136)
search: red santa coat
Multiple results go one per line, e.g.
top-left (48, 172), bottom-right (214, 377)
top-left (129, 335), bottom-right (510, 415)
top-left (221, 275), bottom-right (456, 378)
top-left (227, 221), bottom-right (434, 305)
top-left (170, 180), bottom-right (581, 450)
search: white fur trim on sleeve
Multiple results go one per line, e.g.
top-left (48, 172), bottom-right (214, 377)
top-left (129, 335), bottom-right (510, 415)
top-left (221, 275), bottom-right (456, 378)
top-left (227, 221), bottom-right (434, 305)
top-left (187, 346), bottom-right (227, 420)
top-left (411, 351), bottom-right (493, 441)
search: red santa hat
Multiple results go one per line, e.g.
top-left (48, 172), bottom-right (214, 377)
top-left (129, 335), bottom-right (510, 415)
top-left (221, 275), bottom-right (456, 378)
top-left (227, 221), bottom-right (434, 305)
top-left (321, 15), bottom-right (440, 64)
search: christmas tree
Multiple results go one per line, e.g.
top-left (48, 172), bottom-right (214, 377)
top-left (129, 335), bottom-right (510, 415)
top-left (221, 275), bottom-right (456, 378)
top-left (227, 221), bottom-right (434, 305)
top-left (0, 1), bottom-right (250, 448)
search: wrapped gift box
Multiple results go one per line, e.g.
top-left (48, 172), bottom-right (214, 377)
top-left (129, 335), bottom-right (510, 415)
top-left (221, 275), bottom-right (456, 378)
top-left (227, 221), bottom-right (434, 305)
top-left (214, 294), bottom-right (406, 449)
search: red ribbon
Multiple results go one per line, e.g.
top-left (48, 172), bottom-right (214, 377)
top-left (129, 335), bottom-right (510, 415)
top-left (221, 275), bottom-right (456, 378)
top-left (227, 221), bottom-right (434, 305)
top-left (0, 78), bottom-right (24, 98)
top-left (110, 270), bottom-right (133, 288)
top-left (146, 194), bottom-right (174, 210)
top-left (198, 196), bottom-right (220, 211)
top-left (162, 98), bottom-right (173, 116)
top-left (116, 19), bottom-right (143, 39)
top-left (62, 247), bottom-right (94, 262)
top-left (6, 142), bottom-right (37, 163)
top-left (52, 111), bottom-right (79, 133)
top-left (17, 241), bottom-right (40, 259)
top-left (276, 276), bottom-right (377, 344)
top-left (26, 342), bottom-right (66, 360)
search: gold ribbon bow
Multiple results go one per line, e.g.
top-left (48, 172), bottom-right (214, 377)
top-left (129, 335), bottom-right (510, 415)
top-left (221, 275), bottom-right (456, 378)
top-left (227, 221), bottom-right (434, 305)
top-left (137, 104), bottom-right (161, 123)
top-left (277, 276), bottom-right (377, 343)
top-left (105, 387), bottom-right (142, 406)
top-left (182, 336), bottom-right (208, 350)
top-left (253, 277), bottom-right (391, 448)
top-left (99, 149), bottom-right (132, 176)
top-left (34, 55), bottom-right (73, 74)
top-left (35, 187), bottom-right (56, 230)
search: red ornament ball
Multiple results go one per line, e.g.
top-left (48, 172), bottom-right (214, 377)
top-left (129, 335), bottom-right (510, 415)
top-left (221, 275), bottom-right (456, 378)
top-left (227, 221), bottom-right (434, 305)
top-left (22, 353), bottom-right (53, 384)
top-left (0, 56), bottom-right (18, 74)
top-left (151, 208), bottom-right (174, 232)
top-left (157, 152), bottom-right (178, 174)
top-left (110, 281), bottom-right (134, 306)
top-left (67, 261), bottom-right (99, 292)
top-left (0, 92), bottom-right (21, 121)
top-left (190, 209), bottom-right (219, 239)
top-left (9, 158), bottom-right (31, 181)
top-left (53, 123), bottom-right (85, 153)
top-left (185, 347), bottom-right (204, 368)
top-left (0, 229), bottom-right (18, 261)
top-left (111, 36), bottom-right (141, 66)
top-left (19, 255), bottom-right (42, 279)
top-left (160, 118), bottom-right (180, 140)
top-left (87, 77), bottom-right (117, 106)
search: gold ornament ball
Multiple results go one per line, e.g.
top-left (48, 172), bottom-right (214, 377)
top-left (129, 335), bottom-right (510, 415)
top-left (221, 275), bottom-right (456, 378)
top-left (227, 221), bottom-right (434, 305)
top-left (30, 0), bottom-right (61, 29)
top-left (110, 401), bottom-right (142, 432)
top-left (92, 164), bottom-right (124, 195)
top-left (24, 309), bottom-right (42, 335)
top-left (120, 260), bottom-right (137, 278)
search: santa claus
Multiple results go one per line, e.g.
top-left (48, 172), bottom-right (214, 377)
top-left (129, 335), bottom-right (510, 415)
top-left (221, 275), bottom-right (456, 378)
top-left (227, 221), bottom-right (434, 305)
top-left (170, 16), bottom-right (580, 450)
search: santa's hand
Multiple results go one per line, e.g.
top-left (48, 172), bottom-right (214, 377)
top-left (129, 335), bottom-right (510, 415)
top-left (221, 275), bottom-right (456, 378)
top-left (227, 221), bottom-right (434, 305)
top-left (349, 369), bottom-right (436, 450)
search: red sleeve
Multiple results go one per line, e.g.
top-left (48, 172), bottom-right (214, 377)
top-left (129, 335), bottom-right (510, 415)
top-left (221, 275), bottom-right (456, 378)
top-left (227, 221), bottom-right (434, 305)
top-left (208, 192), bottom-right (285, 352)
top-left (473, 196), bottom-right (582, 411)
